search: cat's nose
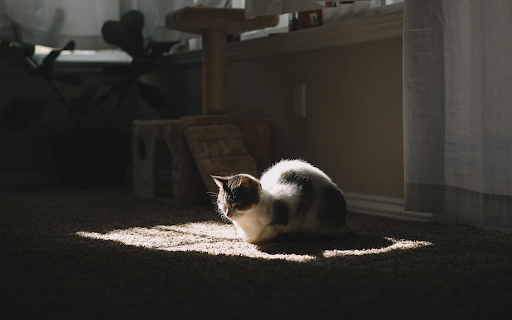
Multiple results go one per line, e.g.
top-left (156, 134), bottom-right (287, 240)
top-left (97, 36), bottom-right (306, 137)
top-left (226, 209), bottom-right (232, 218)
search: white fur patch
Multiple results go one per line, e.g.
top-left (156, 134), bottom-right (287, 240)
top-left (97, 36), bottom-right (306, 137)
top-left (217, 159), bottom-right (346, 242)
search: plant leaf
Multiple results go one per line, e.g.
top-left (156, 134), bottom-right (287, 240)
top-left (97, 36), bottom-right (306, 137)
top-left (120, 11), bottom-right (145, 58)
top-left (50, 73), bottom-right (81, 85)
top-left (102, 11), bottom-right (145, 58)
top-left (90, 83), bottom-right (114, 107)
top-left (112, 79), bottom-right (132, 93)
top-left (103, 64), bottom-right (134, 78)
top-left (11, 42), bottom-right (36, 57)
top-left (145, 41), bottom-right (179, 59)
top-left (61, 40), bottom-right (76, 51)
top-left (102, 60), bottom-right (156, 89)
top-left (0, 41), bottom-right (37, 67)
top-left (135, 81), bottom-right (167, 109)
top-left (4, 98), bottom-right (52, 133)
top-left (70, 84), bottom-right (114, 118)
top-left (102, 21), bottom-right (136, 57)
top-left (130, 58), bottom-right (156, 77)
top-left (35, 40), bottom-right (75, 77)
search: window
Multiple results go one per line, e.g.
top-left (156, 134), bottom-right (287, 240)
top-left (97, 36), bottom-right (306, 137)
top-left (11, 0), bottom-right (405, 63)
top-left (379, 0), bottom-right (404, 5)
top-left (241, 0), bottom-right (405, 41)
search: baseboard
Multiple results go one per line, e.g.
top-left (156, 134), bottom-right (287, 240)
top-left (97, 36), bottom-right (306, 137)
top-left (343, 191), bottom-right (432, 222)
top-left (0, 171), bottom-right (59, 188)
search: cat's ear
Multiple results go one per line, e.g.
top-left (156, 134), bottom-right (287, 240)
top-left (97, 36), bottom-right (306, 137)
top-left (211, 175), bottom-right (227, 189)
top-left (240, 175), bottom-right (260, 190)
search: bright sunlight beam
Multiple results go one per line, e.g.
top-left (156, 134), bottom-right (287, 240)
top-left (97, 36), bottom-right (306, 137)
top-left (77, 222), bottom-right (432, 263)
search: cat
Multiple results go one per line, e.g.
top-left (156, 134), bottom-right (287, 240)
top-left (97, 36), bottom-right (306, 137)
top-left (212, 159), bottom-right (348, 243)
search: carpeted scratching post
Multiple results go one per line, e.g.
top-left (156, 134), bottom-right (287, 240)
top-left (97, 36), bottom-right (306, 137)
top-left (132, 116), bottom-right (272, 204)
top-left (132, 8), bottom-right (276, 204)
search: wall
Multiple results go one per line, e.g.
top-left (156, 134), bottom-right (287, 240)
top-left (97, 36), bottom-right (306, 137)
top-left (0, 36), bottom-right (404, 198)
top-left (169, 37), bottom-right (404, 198)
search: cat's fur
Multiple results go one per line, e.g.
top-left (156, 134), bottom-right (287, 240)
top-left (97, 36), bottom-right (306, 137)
top-left (212, 159), bottom-right (348, 243)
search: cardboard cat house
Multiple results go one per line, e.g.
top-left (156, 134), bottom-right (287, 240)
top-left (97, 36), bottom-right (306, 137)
top-left (132, 7), bottom-right (277, 204)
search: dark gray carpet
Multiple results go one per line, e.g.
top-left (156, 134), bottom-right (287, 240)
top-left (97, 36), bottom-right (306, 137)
top-left (1, 188), bottom-right (511, 319)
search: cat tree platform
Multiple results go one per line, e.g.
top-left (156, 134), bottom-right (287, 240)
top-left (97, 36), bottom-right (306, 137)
top-left (131, 8), bottom-right (277, 204)
top-left (165, 6), bottom-right (278, 115)
top-left (132, 116), bottom-right (271, 204)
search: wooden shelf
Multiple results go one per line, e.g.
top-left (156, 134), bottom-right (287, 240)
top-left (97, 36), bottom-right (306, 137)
top-left (168, 11), bottom-right (403, 67)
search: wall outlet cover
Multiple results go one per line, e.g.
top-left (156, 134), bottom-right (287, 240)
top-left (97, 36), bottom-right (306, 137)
top-left (294, 84), bottom-right (306, 117)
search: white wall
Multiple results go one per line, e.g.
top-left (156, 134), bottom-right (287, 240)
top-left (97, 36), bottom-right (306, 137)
top-left (168, 37), bottom-right (404, 198)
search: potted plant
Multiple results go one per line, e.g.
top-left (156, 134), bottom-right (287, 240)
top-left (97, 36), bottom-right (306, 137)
top-left (2, 10), bottom-right (177, 188)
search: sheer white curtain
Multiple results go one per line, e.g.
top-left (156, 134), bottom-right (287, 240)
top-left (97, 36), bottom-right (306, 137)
top-left (0, 0), bottom-right (14, 40)
top-left (0, 0), bottom-right (196, 49)
top-left (403, 0), bottom-right (512, 232)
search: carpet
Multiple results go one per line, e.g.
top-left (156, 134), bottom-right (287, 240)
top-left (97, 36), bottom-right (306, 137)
top-left (1, 188), bottom-right (511, 319)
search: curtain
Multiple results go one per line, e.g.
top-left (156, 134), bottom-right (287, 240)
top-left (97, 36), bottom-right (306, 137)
top-left (0, 0), bottom-right (14, 40)
top-left (403, 0), bottom-right (512, 232)
top-left (0, 0), bottom-right (198, 49)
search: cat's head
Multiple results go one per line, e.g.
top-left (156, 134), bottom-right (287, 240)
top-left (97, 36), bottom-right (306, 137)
top-left (211, 174), bottom-right (261, 221)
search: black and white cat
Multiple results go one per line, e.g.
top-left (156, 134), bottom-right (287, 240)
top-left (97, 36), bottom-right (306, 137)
top-left (212, 159), bottom-right (348, 243)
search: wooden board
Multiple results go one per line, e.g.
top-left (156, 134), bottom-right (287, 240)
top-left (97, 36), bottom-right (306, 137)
top-left (166, 7), bottom-right (279, 34)
top-left (181, 116), bottom-right (257, 193)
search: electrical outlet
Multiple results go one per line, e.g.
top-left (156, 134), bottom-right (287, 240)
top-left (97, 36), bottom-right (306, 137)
top-left (294, 84), bottom-right (306, 117)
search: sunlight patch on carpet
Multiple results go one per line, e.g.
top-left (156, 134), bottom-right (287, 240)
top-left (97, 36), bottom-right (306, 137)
top-left (77, 222), bottom-right (432, 262)
top-left (322, 237), bottom-right (432, 258)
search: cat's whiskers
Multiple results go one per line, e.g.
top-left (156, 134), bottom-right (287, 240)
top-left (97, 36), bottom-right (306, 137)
top-left (211, 200), bottom-right (231, 222)
top-left (206, 192), bottom-right (218, 200)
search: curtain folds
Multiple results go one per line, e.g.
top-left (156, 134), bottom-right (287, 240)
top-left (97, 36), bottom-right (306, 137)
top-left (403, 0), bottom-right (512, 232)
top-left (0, 0), bottom-right (196, 49)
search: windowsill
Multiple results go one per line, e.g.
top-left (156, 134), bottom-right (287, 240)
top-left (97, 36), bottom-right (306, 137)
top-left (52, 3), bottom-right (403, 68)
top-left (52, 50), bottom-right (131, 72)
top-left (168, 8), bottom-right (403, 67)
top-left (240, 2), bottom-right (404, 41)
top-left (57, 50), bottom-right (132, 63)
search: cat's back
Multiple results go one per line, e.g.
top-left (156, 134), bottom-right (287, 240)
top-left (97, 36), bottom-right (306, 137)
top-left (260, 159), bottom-right (335, 190)
top-left (259, 159), bottom-right (347, 234)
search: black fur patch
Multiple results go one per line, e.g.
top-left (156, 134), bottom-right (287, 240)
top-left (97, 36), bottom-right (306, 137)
top-left (269, 200), bottom-right (289, 226)
top-left (279, 170), bottom-right (306, 185)
top-left (317, 187), bottom-right (347, 228)
top-left (279, 170), bottom-right (315, 216)
top-left (223, 175), bottom-right (259, 210)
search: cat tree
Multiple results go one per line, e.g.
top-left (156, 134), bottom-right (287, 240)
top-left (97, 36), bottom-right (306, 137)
top-left (132, 7), bottom-right (277, 204)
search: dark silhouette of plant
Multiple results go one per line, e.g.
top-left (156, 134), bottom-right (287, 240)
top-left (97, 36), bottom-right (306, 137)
top-left (2, 40), bottom-right (81, 133)
top-left (2, 10), bottom-right (176, 133)
top-left (71, 10), bottom-right (177, 127)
